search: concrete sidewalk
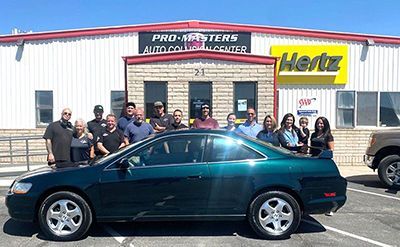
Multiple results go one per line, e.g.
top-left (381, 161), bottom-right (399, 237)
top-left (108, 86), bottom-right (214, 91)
top-left (0, 163), bottom-right (375, 187)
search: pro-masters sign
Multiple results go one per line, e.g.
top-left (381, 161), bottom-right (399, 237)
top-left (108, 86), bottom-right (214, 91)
top-left (139, 32), bottom-right (251, 54)
top-left (271, 45), bottom-right (348, 84)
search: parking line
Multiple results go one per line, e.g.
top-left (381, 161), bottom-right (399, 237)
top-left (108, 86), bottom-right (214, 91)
top-left (347, 188), bottom-right (400, 201)
top-left (302, 219), bottom-right (393, 247)
top-left (102, 224), bottom-right (133, 246)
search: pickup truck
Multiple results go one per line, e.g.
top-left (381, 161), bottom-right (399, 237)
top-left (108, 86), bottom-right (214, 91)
top-left (364, 130), bottom-right (400, 187)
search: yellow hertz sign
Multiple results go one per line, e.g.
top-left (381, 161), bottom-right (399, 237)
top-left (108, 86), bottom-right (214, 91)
top-left (271, 45), bottom-right (348, 84)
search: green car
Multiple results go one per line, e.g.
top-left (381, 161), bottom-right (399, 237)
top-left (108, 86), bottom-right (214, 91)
top-left (6, 129), bottom-right (347, 241)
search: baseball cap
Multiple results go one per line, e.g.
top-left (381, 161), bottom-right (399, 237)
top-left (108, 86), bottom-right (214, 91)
top-left (154, 101), bottom-right (164, 107)
top-left (126, 102), bottom-right (136, 108)
top-left (93, 105), bottom-right (104, 113)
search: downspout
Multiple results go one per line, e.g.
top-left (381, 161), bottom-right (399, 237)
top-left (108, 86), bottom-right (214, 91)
top-left (123, 57), bottom-right (128, 105)
top-left (273, 58), bottom-right (279, 120)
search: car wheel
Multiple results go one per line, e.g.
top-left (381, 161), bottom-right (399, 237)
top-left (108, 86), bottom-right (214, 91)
top-left (38, 191), bottom-right (92, 241)
top-left (378, 155), bottom-right (400, 187)
top-left (248, 191), bottom-right (301, 240)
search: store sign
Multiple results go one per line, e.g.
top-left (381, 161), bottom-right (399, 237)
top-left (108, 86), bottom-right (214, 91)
top-left (297, 97), bottom-right (319, 117)
top-left (139, 32), bottom-right (251, 54)
top-left (271, 45), bottom-right (348, 84)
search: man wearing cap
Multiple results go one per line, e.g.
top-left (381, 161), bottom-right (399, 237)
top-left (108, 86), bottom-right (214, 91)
top-left (150, 101), bottom-right (174, 133)
top-left (192, 103), bottom-right (219, 129)
top-left (43, 108), bottom-right (74, 165)
top-left (124, 108), bottom-right (154, 144)
top-left (117, 102), bottom-right (136, 132)
top-left (87, 105), bottom-right (107, 155)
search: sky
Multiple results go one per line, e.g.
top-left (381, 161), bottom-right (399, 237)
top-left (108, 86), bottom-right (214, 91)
top-left (1, 0), bottom-right (400, 37)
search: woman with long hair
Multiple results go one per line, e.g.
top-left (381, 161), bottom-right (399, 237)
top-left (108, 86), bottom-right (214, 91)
top-left (277, 113), bottom-right (302, 151)
top-left (257, 115), bottom-right (279, 146)
top-left (310, 116), bottom-right (334, 156)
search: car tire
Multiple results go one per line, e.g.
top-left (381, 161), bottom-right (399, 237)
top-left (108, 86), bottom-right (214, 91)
top-left (248, 191), bottom-right (301, 240)
top-left (38, 191), bottom-right (92, 241)
top-left (378, 155), bottom-right (400, 187)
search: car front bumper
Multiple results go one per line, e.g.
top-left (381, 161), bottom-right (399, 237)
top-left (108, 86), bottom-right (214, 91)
top-left (6, 192), bottom-right (37, 222)
top-left (363, 154), bottom-right (375, 169)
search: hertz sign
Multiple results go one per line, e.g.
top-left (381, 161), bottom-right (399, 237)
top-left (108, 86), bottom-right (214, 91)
top-left (271, 45), bottom-right (348, 84)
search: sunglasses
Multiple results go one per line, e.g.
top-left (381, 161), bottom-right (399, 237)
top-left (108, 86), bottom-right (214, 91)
top-left (202, 107), bottom-right (209, 110)
top-left (247, 113), bottom-right (255, 116)
top-left (63, 112), bottom-right (72, 116)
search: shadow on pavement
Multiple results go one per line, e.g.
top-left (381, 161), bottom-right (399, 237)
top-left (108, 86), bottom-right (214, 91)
top-left (3, 218), bottom-right (40, 237)
top-left (3, 217), bottom-right (326, 240)
top-left (346, 175), bottom-right (400, 194)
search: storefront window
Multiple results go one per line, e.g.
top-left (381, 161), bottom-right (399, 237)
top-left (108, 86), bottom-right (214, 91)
top-left (380, 92), bottom-right (400, 126)
top-left (144, 82), bottom-right (167, 119)
top-left (234, 82), bottom-right (257, 122)
top-left (357, 92), bottom-right (378, 126)
top-left (110, 91), bottom-right (125, 118)
top-left (189, 82), bottom-right (212, 124)
top-left (35, 91), bottom-right (53, 127)
top-left (336, 91), bottom-right (354, 128)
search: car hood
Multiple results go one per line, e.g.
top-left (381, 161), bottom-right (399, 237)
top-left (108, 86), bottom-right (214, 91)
top-left (16, 164), bottom-right (87, 181)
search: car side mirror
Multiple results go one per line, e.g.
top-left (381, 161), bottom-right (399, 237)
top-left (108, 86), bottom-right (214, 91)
top-left (118, 158), bottom-right (130, 170)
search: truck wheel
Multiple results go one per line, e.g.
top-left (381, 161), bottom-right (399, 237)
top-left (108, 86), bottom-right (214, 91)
top-left (38, 191), bottom-right (92, 241)
top-left (378, 155), bottom-right (400, 187)
top-left (248, 191), bottom-right (301, 240)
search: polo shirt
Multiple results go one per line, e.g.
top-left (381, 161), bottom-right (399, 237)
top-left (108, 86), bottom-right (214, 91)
top-left (150, 114), bottom-right (174, 132)
top-left (236, 121), bottom-right (263, 138)
top-left (98, 128), bottom-right (125, 154)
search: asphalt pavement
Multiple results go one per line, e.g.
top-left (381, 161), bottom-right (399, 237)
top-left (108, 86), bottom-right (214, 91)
top-left (0, 164), bottom-right (399, 246)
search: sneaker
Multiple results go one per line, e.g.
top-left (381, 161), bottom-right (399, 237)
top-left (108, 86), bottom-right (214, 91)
top-left (325, 211), bottom-right (334, 216)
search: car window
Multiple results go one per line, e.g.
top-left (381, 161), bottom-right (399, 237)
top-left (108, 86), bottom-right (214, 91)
top-left (127, 135), bottom-right (207, 167)
top-left (206, 136), bottom-right (264, 163)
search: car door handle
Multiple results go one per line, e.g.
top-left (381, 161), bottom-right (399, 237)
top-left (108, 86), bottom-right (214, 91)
top-left (187, 174), bottom-right (202, 179)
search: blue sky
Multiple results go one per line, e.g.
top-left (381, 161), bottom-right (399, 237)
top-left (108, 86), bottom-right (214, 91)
top-left (1, 0), bottom-right (399, 36)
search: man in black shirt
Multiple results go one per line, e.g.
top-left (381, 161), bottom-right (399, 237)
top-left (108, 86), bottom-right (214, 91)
top-left (87, 105), bottom-right (107, 155)
top-left (150, 101), bottom-right (174, 133)
top-left (98, 114), bottom-right (126, 155)
top-left (43, 108), bottom-right (74, 165)
top-left (167, 109), bottom-right (188, 131)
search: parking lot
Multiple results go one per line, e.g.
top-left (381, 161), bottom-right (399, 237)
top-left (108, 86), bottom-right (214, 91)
top-left (1, 172), bottom-right (399, 247)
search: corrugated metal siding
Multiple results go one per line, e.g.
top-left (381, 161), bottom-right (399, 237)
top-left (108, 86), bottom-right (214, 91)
top-left (252, 33), bottom-right (400, 128)
top-left (0, 33), bottom-right (138, 129)
top-left (1, 29), bottom-right (400, 129)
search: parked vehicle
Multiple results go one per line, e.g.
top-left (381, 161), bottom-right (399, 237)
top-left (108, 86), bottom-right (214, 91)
top-left (6, 130), bottom-right (347, 241)
top-left (364, 130), bottom-right (400, 187)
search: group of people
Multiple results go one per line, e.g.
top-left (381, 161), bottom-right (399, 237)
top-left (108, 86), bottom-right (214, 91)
top-left (43, 100), bottom-right (334, 166)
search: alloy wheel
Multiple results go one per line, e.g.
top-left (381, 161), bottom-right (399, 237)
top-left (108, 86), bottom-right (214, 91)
top-left (46, 199), bottom-right (83, 236)
top-left (258, 197), bottom-right (294, 234)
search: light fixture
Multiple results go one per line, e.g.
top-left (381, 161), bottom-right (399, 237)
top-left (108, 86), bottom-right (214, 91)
top-left (366, 39), bottom-right (375, 46)
top-left (16, 39), bottom-right (25, 47)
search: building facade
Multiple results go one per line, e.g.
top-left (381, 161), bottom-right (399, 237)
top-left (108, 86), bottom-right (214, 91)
top-left (1, 20), bottom-right (400, 165)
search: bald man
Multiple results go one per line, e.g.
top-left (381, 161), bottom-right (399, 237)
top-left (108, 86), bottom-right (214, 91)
top-left (124, 108), bottom-right (154, 144)
top-left (43, 108), bottom-right (74, 165)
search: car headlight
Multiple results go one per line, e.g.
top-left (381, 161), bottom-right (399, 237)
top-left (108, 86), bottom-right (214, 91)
top-left (10, 182), bottom-right (32, 194)
top-left (368, 135), bottom-right (376, 148)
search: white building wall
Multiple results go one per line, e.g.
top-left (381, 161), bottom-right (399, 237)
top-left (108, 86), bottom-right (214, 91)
top-left (252, 33), bottom-right (400, 128)
top-left (1, 28), bottom-right (400, 130)
top-left (0, 33), bottom-right (138, 129)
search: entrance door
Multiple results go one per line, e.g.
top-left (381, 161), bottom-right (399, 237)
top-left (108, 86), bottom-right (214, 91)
top-left (189, 82), bottom-right (212, 125)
